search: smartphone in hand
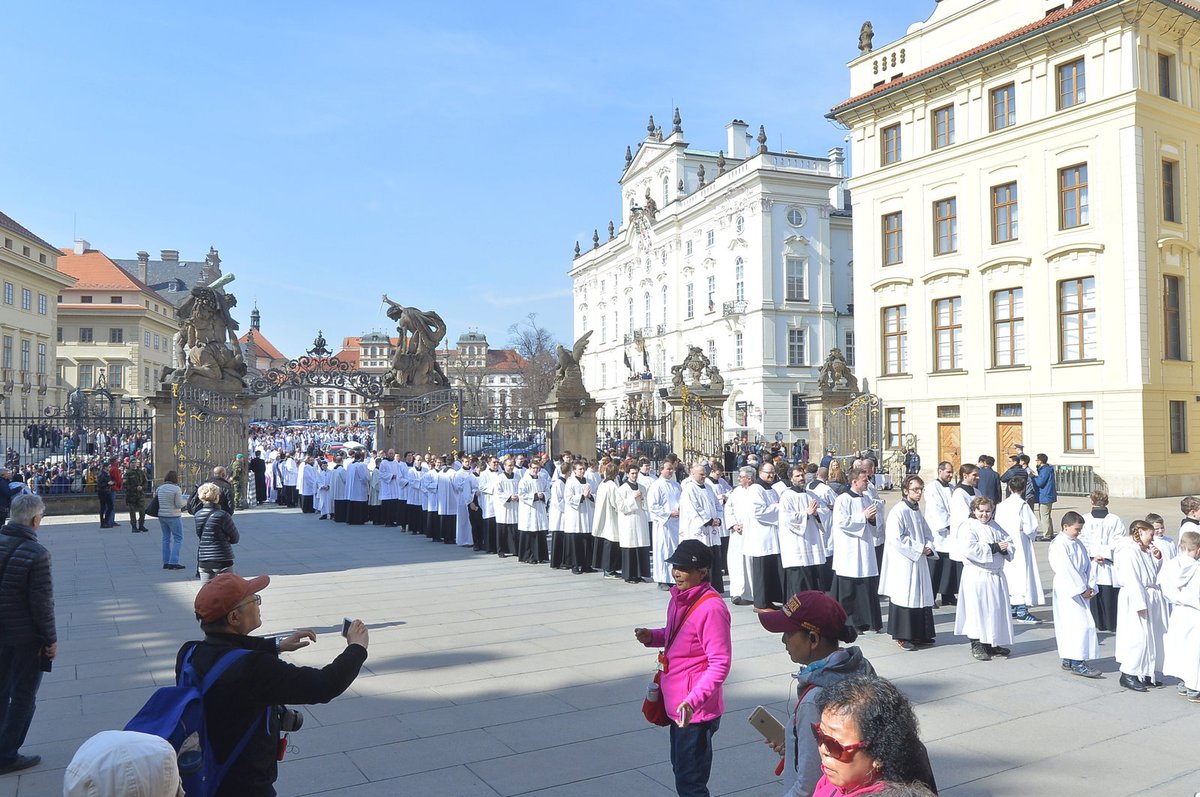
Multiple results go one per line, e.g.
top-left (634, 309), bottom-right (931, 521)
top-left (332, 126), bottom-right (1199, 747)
top-left (341, 618), bottom-right (352, 638)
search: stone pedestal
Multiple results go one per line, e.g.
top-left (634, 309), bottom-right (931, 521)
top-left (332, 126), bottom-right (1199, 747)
top-left (803, 388), bottom-right (856, 460)
top-left (540, 398), bottom-right (602, 461)
top-left (148, 383), bottom-right (257, 490)
top-left (147, 389), bottom-right (177, 479)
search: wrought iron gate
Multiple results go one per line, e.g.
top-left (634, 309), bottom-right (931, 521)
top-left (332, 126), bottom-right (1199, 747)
top-left (172, 384), bottom-right (246, 491)
top-left (677, 390), bottom-right (724, 465)
top-left (824, 392), bottom-right (883, 460)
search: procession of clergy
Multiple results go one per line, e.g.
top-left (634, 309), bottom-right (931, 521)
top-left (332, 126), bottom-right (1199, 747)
top-left (263, 447), bottom-right (1200, 696)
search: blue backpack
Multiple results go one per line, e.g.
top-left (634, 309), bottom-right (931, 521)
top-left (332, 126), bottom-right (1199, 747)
top-left (125, 646), bottom-right (265, 797)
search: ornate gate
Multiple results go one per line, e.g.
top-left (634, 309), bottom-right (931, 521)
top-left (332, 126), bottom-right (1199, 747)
top-left (824, 392), bottom-right (883, 461)
top-left (677, 389), bottom-right (724, 465)
top-left (383, 388), bottom-right (465, 457)
top-left (172, 384), bottom-right (247, 491)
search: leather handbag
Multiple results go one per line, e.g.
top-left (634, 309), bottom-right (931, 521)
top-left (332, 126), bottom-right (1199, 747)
top-left (144, 493), bottom-right (161, 518)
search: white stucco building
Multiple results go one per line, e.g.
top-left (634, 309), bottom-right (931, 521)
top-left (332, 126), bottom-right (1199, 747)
top-left (831, 0), bottom-right (1200, 497)
top-left (569, 113), bottom-right (854, 441)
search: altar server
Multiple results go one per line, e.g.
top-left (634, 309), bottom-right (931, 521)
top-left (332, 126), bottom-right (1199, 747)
top-left (492, 456), bottom-right (521, 557)
top-left (996, 474), bottom-right (1044, 624)
top-left (548, 463), bottom-right (569, 567)
top-left (880, 475), bottom-right (938, 651)
top-left (1048, 511), bottom-right (1102, 677)
top-left (329, 455), bottom-right (348, 523)
top-left (776, 465), bottom-right (826, 596)
top-left (830, 467), bottom-right (885, 632)
top-left (1114, 520), bottom-right (1169, 692)
top-left (924, 461), bottom-right (958, 605)
top-left (344, 450), bottom-right (370, 525)
top-left (517, 456), bottom-right (551, 563)
top-left (562, 461), bottom-right (595, 573)
top-left (379, 450), bottom-right (401, 527)
top-left (297, 456), bottom-right (316, 513)
top-left (647, 460), bottom-right (682, 590)
top-left (590, 463), bottom-right (623, 577)
top-left (955, 496), bottom-right (1014, 662)
top-left (727, 465), bottom-right (779, 608)
top-left (1081, 490), bottom-right (1124, 633)
top-left (434, 458), bottom-right (457, 544)
top-left (1159, 530), bottom-right (1200, 700)
top-left (615, 461), bottom-right (651, 583)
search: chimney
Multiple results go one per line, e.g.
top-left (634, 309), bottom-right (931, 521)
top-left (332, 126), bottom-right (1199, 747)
top-left (726, 119), bottom-right (750, 160)
top-left (136, 250), bottom-right (149, 284)
top-left (828, 147), bottom-right (848, 210)
top-left (73, 239), bottom-right (89, 255)
top-left (160, 249), bottom-right (179, 262)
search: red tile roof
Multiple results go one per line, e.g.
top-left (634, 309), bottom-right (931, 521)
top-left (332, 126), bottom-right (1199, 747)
top-left (830, 0), bottom-right (1183, 115)
top-left (486, 349), bottom-right (527, 372)
top-left (239, 330), bottom-right (288, 361)
top-left (57, 248), bottom-right (172, 305)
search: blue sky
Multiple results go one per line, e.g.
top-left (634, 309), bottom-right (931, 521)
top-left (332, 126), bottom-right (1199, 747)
top-left (4, 1), bottom-right (921, 357)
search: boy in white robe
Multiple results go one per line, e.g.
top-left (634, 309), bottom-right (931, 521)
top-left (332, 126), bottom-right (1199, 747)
top-left (955, 496), bottom-right (1014, 661)
top-left (562, 461), bottom-right (595, 573)
top-left (1080, 491), bottom-right (1124, 633)
top-left (517, 458), bottom-right (550, 563)
top-left (923, 461), bottom-right (957, 606)
top-left (615, 463), bottom-right (651, 583)
top-left (830, 467), bottom-right (884, 632)
top-left (1114, 520), bottom-right (1169, 692)
top-left (1158, 530), bottom-right (1200, 701)
top-left (646, 461), bottom-right (682, 590)
top-left (1048, 511), bottom-right (1102, 678)
top-left (1177, 495), bottom-right (1200, 539)
top-left (880, 475), bottom-right (938, 650)
top-left (995, 474), bottom-right (1044, 624)
top-left (492, 457), bottom-right (520, 557)
top-left (1146, 513), bottom-right (1178, 561)
top-left (313, 460), bottom-right (332, 519)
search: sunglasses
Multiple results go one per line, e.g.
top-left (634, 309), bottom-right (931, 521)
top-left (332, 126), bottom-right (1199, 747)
top-left (810, 723), bottom-right (869, 761)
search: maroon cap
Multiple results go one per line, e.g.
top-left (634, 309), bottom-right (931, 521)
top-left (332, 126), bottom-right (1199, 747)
top-left (758, 591), bottom-right (848, 637)
top-left (194, 573), bottom-right (270, 623)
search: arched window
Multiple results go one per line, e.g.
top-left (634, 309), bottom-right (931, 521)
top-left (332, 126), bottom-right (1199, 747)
top-left (735, 257), bottom-right (745, 303)
top-left (644, 292), bottom-right (651, 328)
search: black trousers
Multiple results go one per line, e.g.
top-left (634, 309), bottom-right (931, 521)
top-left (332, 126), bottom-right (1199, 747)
top-left (382, 499), bottom-right (400, 526)
top-left (439, 514), bottom-right (456, 544)
top-left (484, 516), bottom-right (499, 553)
top-left (333, 499), bottom-right (348, 523)
top-left (1091, 584), bottom-right (1120, 632)
top-left (750, 554), bottom-right (785, 609)
top-left (469, 506), bottom-right (484, 550)
top-left (519, 529), bottom-right (548, 563)
top-left (497, 522), bottom-right (519, 555)
top-left (347, 500), bottom-right (368, 525)
top-left (301, 494), bottom-right (315, 513)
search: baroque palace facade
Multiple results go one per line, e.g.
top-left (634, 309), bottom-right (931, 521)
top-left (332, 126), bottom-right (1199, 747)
top-left (570, 114), bottom-right (853, 440)
top-left (831, 0), bottom-right (1200, 497)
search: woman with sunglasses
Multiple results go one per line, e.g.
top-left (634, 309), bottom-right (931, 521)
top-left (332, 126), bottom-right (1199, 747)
top-left (811, 675), bottom-right (936, 796)
top-left (757, 592), bottom-right (875, 797)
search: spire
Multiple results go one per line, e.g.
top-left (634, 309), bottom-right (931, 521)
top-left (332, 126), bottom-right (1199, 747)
top-left (250, 301), bottom-right (261, 331)
top-left (672, 107), bottom-right (682, 135)
top-left (716, 150), bottom-right (726, 176)
top-left (647, 115), bottom-right (656, 135)
top-left (625, 145), bottom-right (632, 167)
top-left (757, 125), bottom-right (768, 154)
top-left (574, 241), bottom-right (581, 259)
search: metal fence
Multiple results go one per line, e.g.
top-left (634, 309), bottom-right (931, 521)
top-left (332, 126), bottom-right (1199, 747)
top-left (461, 414), bottom-right (553, 461)
top-left (1, 411), bottom-right (151, 473)
top-left (1055, 464), bottom-right (1105, 496)
top-left (596, 413), bottom-right (672, 468)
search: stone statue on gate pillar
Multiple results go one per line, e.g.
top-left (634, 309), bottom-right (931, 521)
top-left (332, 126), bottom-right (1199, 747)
top-left (548, 331), bottom-right (593, 403)
top-left (381, 295), bottom-right (450, 388)
top-left (163, 273), bottom-right (248, 392)
top-left (816, 347), bottom-right (860, 394)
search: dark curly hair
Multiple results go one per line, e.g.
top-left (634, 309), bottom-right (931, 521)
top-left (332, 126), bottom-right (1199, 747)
top-left (816, 675), bottom-right (924, 784)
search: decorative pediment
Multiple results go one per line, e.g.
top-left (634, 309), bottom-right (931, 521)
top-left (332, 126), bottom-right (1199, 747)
top-left (921, 266), bottom-right (970, 285)
top-left (1044, 242), bottom-right (1104, 267)
top-left (682, 266), bottom-right (695, 277)
top-left (1157, 236), bottom-right (1196, 254)
top-left (701, 257), bottom-right (716, 271)
top-left (784, 234), bottom-right (810, 248)
top-left (870, 276), bottom-right (913, 292)
top-left (978, 256), bottom-right (1032, 276)
top-left (727, 237), bottom-right (748, 250)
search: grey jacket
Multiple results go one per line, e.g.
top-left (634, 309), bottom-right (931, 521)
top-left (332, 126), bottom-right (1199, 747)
top-left (784, 646), bottom-right (876, 797)
top-left (0, 522), bottom-right (56, 647)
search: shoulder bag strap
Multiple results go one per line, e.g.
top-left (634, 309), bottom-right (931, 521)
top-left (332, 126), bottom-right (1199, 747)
top-left (663, 591), bottom-right (719, 654)
top-left (0, 537), bottom-right (30, 593)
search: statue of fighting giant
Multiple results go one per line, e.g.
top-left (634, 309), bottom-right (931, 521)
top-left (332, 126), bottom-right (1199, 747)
top-left (163, 273), bottom-right (248, 391)
top-left (381, 295), bottom-right (450, 387)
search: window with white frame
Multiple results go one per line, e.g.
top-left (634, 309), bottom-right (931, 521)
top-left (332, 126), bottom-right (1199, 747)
top-left (735, 332), bottom-right (744, 367)
top-left (844, 331), bottom-right (855, 366)
top-left (785, 257), bottom-right (806, 301)
top-left (686, 283), bottom-right (694, 319)
top-left (787, 328), bottom-right (806, 366)
top-left (707, 276), bottom-right (716, 313)
top-left (791, 395), bottom-right (809, 429)
top-left (735, 257), bottom-right (745, 303)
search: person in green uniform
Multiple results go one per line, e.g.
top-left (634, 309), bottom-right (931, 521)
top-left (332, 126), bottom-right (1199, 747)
top-left (231, 453), bottom-right (248, 510)
top-left (123, 459), bottom-right (150, 533)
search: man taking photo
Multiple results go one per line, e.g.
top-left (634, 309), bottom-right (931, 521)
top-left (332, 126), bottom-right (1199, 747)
top-left (179, 573), bottom-right (368, 796)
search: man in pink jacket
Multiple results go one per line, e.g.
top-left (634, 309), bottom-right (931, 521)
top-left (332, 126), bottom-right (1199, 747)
top-left (635, 539), bottom-right (733, 796)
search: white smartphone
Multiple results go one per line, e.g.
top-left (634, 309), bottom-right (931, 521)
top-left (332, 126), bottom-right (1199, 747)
top-left (748, 705), bottom-right (785, 748)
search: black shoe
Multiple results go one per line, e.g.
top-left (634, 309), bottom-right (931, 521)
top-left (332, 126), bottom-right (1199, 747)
top-left (899, 641), bottom-right (916, 651)
top-left (989, 646), bottom-right (1011, 658)
top-left (971, 641), bottom-right (991, 661)
top-left (0, 754), bottom-right (40, 775)
top-left (170, 564), bottom-right (187, 570)
top-left (162, 564), bottom-right (171, 569)
top-left (1120, 673), bottom-right (1148, 692)
top-left (1142, 676), bottom-right (1164, 688)
top-left (572, 567), bottom-right (583, 575)
top-left (730, 597), bottom-right (752, 606)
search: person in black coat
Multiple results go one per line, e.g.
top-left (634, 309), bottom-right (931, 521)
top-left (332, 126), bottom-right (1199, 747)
top-left (194, 483), bottom-right (240, 583)
top-left (248, 452), bottom-right (267, 505)
top-left (976, 455), bottom-right (1001, 504)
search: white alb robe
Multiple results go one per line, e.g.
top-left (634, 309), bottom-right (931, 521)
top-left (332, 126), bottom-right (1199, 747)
top-left (995, 494), bottom-right (1044, 606)
top-left (615, 480), bottom-right (651, 548)
top-left (679, 478), bottom-right (723, 548)
top-left (345, 462), bottom-right (369, 502)
top-left (727, 484), bottom-right (779, 557)
top-left (1114, 541), bottom-right (1168, 678)
top-left (879, 501), bottom-right (937, 608)
top-left (1081, 510), bottom-right (1126, 588)
top-left (954, 518), bottom-right (1014, 646)
top-left (492, 472), bottom-right (520, 525)
top-left (313, 467), bottom-right (332, 516)
top-left (647, 477), bottom-right (682, 583)
top-left (517, 470), bottom-right (551, 531)
top-left (777, 487), bottom-right (825, 569)
top-left (1159, 554), bottom-right (1200, 690)
top-left (923, 479), bottom-right (954, 554)
top-left (1048, 534), bottom-right (1098, 661)
top-left (591, 480), bottom-right (621, 543)
top-left (946, 486), bottom-right (974, 562)
top-left (830, 492), bottom-right (880, 579)
top-left (563, 476), bottom-right (594, 534)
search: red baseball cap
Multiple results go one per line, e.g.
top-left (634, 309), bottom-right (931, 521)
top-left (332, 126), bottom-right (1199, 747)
top-left (758, 591), bottom-right (848, 637)
top-left (194, 573), bottom-right (270, 623)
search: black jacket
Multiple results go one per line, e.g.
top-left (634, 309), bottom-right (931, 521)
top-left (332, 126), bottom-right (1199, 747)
top-left (176, 633), bottom-right (367, 796)
top-left (210, 477), bottom-right (234, 514)
top-left (195, 505), bottom-right (239, 564)
top-left (0, 522), bottom-right (56, 647)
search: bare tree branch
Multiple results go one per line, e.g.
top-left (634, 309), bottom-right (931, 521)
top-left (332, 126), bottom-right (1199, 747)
top-left (507, 313), bottom-right (559, 415)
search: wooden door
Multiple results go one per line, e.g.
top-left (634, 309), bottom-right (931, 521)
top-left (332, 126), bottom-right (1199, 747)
top-left (996, 422), bottom-right (1023, 464)
top-left (938, 423), bottom-right (961, 471)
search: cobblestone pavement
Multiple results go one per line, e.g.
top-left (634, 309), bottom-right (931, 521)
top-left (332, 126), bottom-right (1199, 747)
top-left (3, 491), bottom-right (1197, 796)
